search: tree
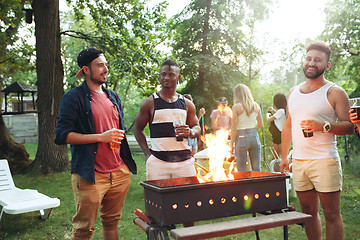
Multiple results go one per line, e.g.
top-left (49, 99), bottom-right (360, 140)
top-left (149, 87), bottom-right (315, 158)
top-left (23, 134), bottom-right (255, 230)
top-left (322, 0), bottom-right (360, 96)
top-left (0, 0), bottom-right (68, 173)
top-left (170, 0), bottom-right (272, 119)
top-left (30, 0), bottom-right (69, 172)
top-left (322, 0), bottom-right (360, 162)
top-left (0, 0), bottom-right (35, 85)
top-left (62, 0), bottom-right (168, 94)
top-left (0, 0), bottom-right (35, 173)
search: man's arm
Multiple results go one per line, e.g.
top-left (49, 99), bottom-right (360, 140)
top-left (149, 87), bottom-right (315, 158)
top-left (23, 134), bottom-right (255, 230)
top-left (280, 113), bottom-right (292, 173)
top-left (198, 108), bottom-right (206, 121)
top-left (302, 86), bottom-right (354, 135)
top-left (185, 99), bottom-right (201, 139)
top-left (134, 97), bottom-right (153, 159)
top-left (210, 110), bottom-right (218, 131)
top-left (280, 87), bottom-right (295, 174)
top-left (328, 86), bottom-right (354, 135)
top-left (66, 129), bottom-right (124, 145)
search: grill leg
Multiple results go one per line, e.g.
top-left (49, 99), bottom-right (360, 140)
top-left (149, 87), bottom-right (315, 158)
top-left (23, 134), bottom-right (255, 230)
top-left (146, 225), bottom-right (171, 240)
top-left (147, 227), bottom-right (159, 240)
top-left (252, 213), bottom-right (260, 240)
top-left (160, 228), bottom-right (170, 240)
top-left (255, 230), bottom-right (260, 240)
top-left (283, 225), bottom-right (288, 240)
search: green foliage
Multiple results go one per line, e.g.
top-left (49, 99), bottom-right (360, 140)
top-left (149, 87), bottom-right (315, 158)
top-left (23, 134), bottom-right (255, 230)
top-left (61, 0), bottom-right (169, 95)
top-left (322, 0), bottom-right (360, 95)
top-left (0, 0), bottom-right (35, 90)
top-left (169, 0), bottom-right (273, 119)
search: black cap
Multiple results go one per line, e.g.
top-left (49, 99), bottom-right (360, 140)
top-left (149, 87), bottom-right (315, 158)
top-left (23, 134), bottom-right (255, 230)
top-left (76, 48), bottom-right (104, 78)
top-left (218, 97), bottom-right (228, 103)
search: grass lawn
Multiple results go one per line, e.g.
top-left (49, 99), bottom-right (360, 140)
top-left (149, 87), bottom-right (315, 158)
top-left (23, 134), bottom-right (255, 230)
top-left (0, 143), bottom-right (359, 239)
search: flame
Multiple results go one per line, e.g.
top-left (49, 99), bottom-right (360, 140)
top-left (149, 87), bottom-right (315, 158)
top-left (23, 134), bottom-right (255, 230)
top-left (217, 105), bottom-right (233, 118)
top-left (213, 105), bottom-right (233, 127)
top-left (197, 129), bottom-right (235, 183)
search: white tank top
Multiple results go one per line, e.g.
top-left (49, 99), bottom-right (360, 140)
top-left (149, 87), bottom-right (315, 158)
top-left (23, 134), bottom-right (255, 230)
top-left (288, 82), bottom-right (339, 159)
top-left (236, 107), bottom-right (257, 130)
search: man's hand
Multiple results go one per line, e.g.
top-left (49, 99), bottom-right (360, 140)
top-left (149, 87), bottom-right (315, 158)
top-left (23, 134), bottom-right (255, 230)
top-left (300, 119), bottom-right (324, 133)
top-left (101, 129), bottom-right (124, 144)
top-left (174, 124), bottom-right (193, 138)
top-left (280, 158), bottom-right (290, 174)
top-left (349, 108), bottom-right (360, 125)
top-left (199, 108), bottom-right (206, 119)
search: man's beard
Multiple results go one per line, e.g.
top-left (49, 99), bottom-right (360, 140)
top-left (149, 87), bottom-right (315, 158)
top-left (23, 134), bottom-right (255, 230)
top-left (90, 72), bottom-right (107, 85)
top-left (303, 65), bottom-right (326, 79)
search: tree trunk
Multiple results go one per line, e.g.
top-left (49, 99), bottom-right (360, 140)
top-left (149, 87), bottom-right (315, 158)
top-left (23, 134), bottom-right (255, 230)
top-left (31, 0), bottom-right (69, 173)
top-left (0, 112), bottom-right (31, 173)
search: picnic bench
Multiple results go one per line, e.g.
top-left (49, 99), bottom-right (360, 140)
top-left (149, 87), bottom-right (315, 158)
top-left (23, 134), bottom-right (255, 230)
top-left (134, 208), bottom-right (312, 240)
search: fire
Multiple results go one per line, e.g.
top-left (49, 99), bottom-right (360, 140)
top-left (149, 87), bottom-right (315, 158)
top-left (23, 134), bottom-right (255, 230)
top-left (198, 129), bottom-right (235, 183)
top-left (213, 105), bottom-right (232, 126)
top-left (217, 105), bottom-right (232, 117)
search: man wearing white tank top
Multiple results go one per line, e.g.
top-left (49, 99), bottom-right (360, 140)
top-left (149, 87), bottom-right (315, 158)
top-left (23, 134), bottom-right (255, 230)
top-left (280, 41), bottom-right (353, 240)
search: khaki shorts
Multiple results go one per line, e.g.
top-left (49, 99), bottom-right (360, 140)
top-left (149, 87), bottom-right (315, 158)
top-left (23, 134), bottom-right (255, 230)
top-left (146, 155), bottom-right (196, 180)
top-left (292, 157), bottom-right (342, 192)
top-left (71, 165), bottom-right (130, 240)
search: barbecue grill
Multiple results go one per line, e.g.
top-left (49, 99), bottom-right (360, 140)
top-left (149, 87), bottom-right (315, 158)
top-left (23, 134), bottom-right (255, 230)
top-left (141, 171), bottom-right (289, 227)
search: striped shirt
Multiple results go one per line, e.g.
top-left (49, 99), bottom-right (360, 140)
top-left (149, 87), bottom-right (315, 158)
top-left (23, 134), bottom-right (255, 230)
top-left (149, 93), bottom-right (192, 162)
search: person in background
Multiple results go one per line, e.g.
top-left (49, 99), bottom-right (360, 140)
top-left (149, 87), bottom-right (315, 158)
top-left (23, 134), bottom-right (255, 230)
top-left (183, 94), bottom-right (205, 156)
top-left (280, 41), bottom-right (353, 240)
top-left (55, 48), bottom-right (137, 240)
top-left (210, 97), bottom-right (232, 133)
top-left (230, 84), bottom-right (263, 172)
top-left (266, 93), bottom-right (287, 158)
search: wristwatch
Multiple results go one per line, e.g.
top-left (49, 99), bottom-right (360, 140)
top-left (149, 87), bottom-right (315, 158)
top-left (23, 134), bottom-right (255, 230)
top-left (323, 121), bottom-right (331, 133)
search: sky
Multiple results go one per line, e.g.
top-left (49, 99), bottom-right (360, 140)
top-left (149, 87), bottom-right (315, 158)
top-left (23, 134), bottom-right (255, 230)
top-left (254, 0), bottom-right (330, 80)
top-left (257, 0), bottom-right (329, 42)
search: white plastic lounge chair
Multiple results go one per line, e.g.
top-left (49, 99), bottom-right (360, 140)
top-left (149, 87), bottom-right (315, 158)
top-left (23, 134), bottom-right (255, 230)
top-left (0, 159), bottom-right (60, 227)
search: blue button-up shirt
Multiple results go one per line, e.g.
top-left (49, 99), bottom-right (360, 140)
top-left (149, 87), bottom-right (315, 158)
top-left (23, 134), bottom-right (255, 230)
top-left (55, 82), bottom-right (137, 182)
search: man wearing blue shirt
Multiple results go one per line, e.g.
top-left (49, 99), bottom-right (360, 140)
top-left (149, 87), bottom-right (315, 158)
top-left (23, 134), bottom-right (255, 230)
top-left (55, 48), bottom-right (136, 240)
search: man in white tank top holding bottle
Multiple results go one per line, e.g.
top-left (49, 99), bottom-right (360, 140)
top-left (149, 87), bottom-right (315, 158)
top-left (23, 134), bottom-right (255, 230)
top-left (280, 41), bottom-right (353, 240)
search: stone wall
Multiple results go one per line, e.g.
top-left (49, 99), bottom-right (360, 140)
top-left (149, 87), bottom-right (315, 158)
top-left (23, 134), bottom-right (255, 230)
top-left (3, 114), bottom-right (38, 143)
top-left (126, 135), bottom-right (150, 153)
top-left (3, 114), bottom-right (150, 153)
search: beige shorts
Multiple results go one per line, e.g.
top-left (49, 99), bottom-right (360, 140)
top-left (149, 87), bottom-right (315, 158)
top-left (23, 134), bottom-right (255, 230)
top-left (71, 165), bottom-right (131, 239)
top-left (292, 157), bottom-right (342, 192)
top-left (146, 155), bottom-right (196, 180)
